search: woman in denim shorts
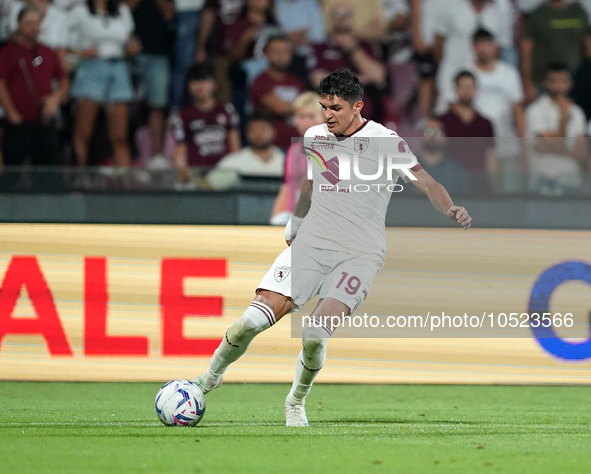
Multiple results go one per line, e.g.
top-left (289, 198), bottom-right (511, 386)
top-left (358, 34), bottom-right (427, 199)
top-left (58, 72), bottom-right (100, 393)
top-left (68, 0), bottom-right (140, 167)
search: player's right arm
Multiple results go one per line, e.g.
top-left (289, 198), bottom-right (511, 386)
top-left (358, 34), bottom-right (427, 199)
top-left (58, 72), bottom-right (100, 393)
top-left (411, 168), bottom-right (472, 230)
top-left (285, 177), bottom-right (313, 245)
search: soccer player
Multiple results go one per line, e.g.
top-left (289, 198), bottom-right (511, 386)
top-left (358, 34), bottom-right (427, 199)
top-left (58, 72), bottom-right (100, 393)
top-left (191, 69), bottom-right (472, 427)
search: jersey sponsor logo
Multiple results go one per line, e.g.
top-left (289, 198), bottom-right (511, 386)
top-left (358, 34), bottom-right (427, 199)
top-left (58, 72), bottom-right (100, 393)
top-left (311, 143), bottom-right (334, 150)
top-left (314, 135), bottom-right (330, 141)
top-left (354, 137), bottom-right (369, 154)
top-left (304, 147), bottom-right (342, 184)
top-left (320, 156), bottom-right (342, 185)
top-left (319, 184), bottom-right (350, 192)
top-left (274, 266), bottom-right (291, 282)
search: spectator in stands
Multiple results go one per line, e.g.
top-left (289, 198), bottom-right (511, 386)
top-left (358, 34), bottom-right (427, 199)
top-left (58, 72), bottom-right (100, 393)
top-left (207, 112), bottom-right (284, 189)
top-left (0, 6), bottom-right (69, 190)
top-left (169, 0), bottom-right (202, 111)
top-left (470, 28), bottom-right (525, 193)
top-left (274, 0), bottom-right (326, 83)
top-left (381, 0), bottom-right (411, 62)
top-left (9, 0), bottom-right (69, 68)
top-left (68, 0), bottom-right (140, 168)
top-left (250, 35), bottom-right (307, 150)
top-left (526, 61), bottom-right (588, 195)
top-left (224, 0), bottom-right (281, 126)
top-left (322, 0), bottom-right (386, 42)
top-left (520, 0), bottom-right (591, 103)
top-left (433, 0), bottom-right (511, 115)
top-left (274, 0), bottom-right (325, 52)
top-left (270, 91), bottom-right (323, 225)
top-left (411, 0), bottom-right (446, 119)
top-left (173, 61), bottom-right (240, 185)
top-left (193, 0), bottom-right (243, 103)
top-left (495, 0), bottom-right (519, 67)
top-left (438, 70), bottom-right (498, 195)
top-left (414, 117), bottom-right (469, 195)
top-left (224, 0), bottom-right (280, 64)
top-left (307, 2), bottom-right (386, 120)
top-left (380, 0), bottom-right (413, 121)
top-left (128, 0), bottom-right (175, 168)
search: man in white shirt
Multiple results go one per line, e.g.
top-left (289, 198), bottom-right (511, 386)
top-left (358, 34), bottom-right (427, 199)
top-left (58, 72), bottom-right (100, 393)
top-left (526, 61), bottom-right (588, 195)
top-left (433, 0), bottom-right (511, 114)
top-left (470, 28), bottom-right (525, 193)
top-left (411, 0), bottom-right (447, 118)
top-left (208, 113), bottom-right (284, 188)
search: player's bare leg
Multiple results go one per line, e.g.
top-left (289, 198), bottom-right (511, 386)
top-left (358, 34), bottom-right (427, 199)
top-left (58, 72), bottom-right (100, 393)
top-left (285, 297), bottom-right (350, 427)
top-left (192, 290), bottom-right (291, 393)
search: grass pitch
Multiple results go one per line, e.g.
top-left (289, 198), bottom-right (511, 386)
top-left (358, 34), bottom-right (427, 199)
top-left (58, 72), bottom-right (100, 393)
top-left (0, 382), bottom-right (589, 474)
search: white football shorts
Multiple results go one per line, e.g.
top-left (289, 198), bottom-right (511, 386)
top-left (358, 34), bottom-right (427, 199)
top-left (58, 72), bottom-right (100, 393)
top-left (256, 241), bottom-right (383, 314)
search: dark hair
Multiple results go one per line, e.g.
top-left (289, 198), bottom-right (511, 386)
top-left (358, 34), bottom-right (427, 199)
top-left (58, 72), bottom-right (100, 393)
top-left (186, 61), bottom-right (215, 82)
top-left (17, 5), bottom-right (40, 23)
top-left (454, 70), bottom-right (476, 85)
top-left (239, 0), bottom-right (276, 25)
top-left (247, 111), bottom-right (274, 126)
top-left (263, 34), bottom-right (291, 54)
top-left (87, 0), bottom-right (120, 17)
top-left (472, 28), bottom-right (495, 43)
top-left (546, 61), bottom-right (570, 76)
top-left (317, 69), bottom-right (364, 105)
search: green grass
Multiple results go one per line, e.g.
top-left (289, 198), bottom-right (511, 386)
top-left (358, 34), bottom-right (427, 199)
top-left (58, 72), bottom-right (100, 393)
top-left (0, 383), bottom-right (589, 474)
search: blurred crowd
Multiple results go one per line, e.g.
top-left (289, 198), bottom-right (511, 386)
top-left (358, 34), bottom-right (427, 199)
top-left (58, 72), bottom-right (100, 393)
top-left (1, 0), bottom-right (591, 201)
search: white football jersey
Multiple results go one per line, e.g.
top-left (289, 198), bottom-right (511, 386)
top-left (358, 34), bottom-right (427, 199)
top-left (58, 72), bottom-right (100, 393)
top-left (296, 120), bottom-right (419, 263)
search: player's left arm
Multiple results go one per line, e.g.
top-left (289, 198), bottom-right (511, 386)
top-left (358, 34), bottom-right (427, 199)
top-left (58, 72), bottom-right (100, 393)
top-left (410, 169), bottom-right (472, 229)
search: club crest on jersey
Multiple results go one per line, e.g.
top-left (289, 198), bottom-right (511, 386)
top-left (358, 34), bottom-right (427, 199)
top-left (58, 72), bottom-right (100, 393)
top-left (354, 137), bottom-right (369, 154)
top-left (274, 266), bottom-right (290, 282)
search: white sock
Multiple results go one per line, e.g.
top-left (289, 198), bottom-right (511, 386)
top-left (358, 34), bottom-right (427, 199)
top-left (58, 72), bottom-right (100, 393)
top-left (204, 301), bottom-right (276, 379)
top-left (288, 337), bottom-right (328, 403)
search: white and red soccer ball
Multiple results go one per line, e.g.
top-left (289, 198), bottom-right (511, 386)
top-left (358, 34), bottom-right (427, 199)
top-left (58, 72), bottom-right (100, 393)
top-left (155, 379), bottom-right (206, 427)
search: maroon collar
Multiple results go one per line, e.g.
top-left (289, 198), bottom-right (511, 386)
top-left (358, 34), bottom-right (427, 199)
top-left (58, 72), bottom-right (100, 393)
top-left (335, 119), bottom-right (369, 138)
top-left (12, 34), bottom-right (38, 52)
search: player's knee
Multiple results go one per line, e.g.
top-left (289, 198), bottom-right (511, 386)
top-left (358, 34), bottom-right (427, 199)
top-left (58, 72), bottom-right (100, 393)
top-left (228, 312), bottom-right (265, 342)
top-left (302, 337), bottom-right (327, 357)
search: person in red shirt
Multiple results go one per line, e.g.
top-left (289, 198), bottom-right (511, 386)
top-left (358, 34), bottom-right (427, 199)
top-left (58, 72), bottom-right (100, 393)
top-left (224, 0), bottom-right (279, 64)
top-left (173, 61), bottom-right (241, 186)
top-left (250, 35), bottom-right (307, 150)
top-left (0, 6), bottom-right (69, 190)
top-left (193, 0), bottom-right (244, 103)
top-left (195, 0), bottom-right (244, 63)
top-left (306, 2), bottom-right (386, 120)
top-left (438, 70), bottom-right (499, 195)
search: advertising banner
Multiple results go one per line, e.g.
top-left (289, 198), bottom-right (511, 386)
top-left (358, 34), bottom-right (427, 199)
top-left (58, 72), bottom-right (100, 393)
top-left (1, 225), bottom-right (590, 383)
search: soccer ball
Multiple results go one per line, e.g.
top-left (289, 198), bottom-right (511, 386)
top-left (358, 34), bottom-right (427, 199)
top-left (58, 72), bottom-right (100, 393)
top-left (155, 379), bottom-right (206, 427)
